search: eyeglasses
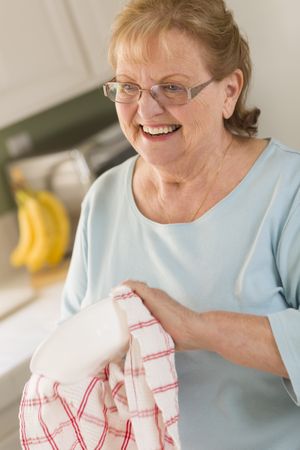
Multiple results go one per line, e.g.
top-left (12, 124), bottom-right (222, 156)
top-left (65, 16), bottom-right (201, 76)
top-left (102, 77), bottom-right (214, 106)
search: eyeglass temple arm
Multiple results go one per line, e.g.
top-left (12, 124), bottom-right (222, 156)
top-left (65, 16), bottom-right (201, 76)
top-left (190, 78), bottom-right (214, 99)
top-left (103, 84), bottom-right (109, 96)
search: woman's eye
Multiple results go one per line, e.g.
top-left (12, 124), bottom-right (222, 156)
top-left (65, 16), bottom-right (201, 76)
top-left (121, 84), bottom-right (137, 94)
top-left (163, 84), bottom-right (183, 92)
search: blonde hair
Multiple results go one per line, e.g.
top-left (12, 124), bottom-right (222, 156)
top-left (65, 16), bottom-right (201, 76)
top-left (108, 0), bottom-right (260, 136)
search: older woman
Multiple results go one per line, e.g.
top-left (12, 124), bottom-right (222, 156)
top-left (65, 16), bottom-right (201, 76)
top-left (61, 0), bottom-right (300, 448)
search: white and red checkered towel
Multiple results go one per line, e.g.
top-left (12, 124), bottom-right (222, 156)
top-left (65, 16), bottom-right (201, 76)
top-left (19, 286), bottom-right (181, 449)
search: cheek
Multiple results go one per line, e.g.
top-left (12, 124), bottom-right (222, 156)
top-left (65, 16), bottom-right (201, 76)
top-left (116, 105), bottom-right (140, 141)
top-left (116, 105), bottom-right (134, 130)
top-left (180, 102), bottom-right (208, 134)
top-left (188, 97), bottom-right (223, 131)
top-left (179, 100), bottom-right (220, 148)
top-left (116, 104), bottom-right (132, 125)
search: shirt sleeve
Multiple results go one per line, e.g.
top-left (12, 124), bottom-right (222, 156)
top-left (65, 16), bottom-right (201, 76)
top-left (268, 202), bottom-right (300, 405)
top-left (59, 199), bottom-right (89, 322)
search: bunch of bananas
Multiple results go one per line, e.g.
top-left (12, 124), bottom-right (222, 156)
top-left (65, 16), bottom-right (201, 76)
top-left (10, 189), bottom-right (70, 272)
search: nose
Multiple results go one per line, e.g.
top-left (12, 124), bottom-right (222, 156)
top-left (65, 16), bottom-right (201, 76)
top-left (137, 89), bottom-right (164, 119)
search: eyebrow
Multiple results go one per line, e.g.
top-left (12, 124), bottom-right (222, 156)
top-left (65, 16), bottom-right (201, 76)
top-left (115, 73), bottom-right (191, 83)
top-left (160, 73), bottom-right (190, 82)
top-left (115, 74), bottom-right (136, 81)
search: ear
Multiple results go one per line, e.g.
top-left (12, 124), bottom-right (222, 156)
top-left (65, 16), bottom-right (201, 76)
top-left (222, 69), bottom-right (244, 119)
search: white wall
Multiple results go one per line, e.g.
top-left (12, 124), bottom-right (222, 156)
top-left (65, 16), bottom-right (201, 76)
top-left (226, 0), bottom-right (300, 148)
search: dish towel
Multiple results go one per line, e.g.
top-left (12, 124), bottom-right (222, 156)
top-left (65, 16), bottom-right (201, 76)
top-left (19, 286), bottom-right (181, 450)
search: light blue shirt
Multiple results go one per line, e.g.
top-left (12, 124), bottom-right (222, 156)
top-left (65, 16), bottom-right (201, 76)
top-left (61, 139), bottom-right (300, 449)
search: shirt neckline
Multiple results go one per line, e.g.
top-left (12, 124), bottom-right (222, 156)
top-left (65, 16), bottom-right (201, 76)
top-left (126, 138), bottom-right (275, 229)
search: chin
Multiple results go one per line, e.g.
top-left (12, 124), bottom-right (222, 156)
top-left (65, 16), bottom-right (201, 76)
top-left (137, 145), bottom-right (182, 168)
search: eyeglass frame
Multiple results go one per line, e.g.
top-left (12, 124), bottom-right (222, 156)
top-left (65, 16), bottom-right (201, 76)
top-left (102, 77), bottom-right (214, 106)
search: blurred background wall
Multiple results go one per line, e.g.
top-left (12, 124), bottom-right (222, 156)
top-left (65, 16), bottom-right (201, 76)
top-left (227, 0), bottom-right (300, 148)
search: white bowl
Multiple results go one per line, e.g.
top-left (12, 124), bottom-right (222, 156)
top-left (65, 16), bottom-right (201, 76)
top-left (30, 295), bottom-right (129, 384)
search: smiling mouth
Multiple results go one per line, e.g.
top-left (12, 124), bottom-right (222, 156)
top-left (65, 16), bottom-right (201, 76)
top-left (141, 124), bottom-right (182, 136)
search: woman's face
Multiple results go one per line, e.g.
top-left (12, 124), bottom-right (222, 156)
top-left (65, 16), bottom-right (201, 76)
top-left (115, 29), bottom-right (233, 168)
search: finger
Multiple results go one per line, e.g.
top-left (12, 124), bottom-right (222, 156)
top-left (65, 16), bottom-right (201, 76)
top-left (122, 280), bottom-right (149, 298)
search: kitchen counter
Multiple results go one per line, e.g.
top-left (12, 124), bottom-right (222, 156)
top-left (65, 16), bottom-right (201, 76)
top-left (0, 272), bottom-right (37, 320)
top-left (0, 280), bottom-right (64, 449)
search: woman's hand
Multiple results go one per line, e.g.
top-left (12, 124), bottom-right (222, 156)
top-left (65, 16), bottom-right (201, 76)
top-left (123, 280), bottom-right (289, 377)
top-left (122, 280), bottom-right (200, 351)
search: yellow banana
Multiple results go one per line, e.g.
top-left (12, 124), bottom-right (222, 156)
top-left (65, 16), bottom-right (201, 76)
top-left (36, 190), bottom-right (70, 266)
top-left (10, 195), bottom-right (34, 267)
top-left (22, 191), bottom-right (57, 272)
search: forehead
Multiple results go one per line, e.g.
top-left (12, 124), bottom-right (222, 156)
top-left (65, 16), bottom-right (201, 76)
top-left (115, 29), bottom-right (209, 79)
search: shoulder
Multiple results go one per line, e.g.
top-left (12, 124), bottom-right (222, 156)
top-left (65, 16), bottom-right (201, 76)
top-left (252, 138), bottom-right (300, 184)
top-left (268, 139), bottom-right (300, 162)
top-left (265, 139), bottom-right (300, 187)
top-left (263, 139), bottom-right (300, 217)
top-left (82, 155), bottom-right (137, 212)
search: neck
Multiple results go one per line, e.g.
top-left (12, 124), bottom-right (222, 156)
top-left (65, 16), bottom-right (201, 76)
top-left (134, 131), bottom-right (234, 224)
top-left (143, 131), bottom-right (233, 195)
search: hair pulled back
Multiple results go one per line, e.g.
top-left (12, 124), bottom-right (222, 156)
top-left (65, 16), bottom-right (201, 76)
top-left (109, 0), bottom-right (260, 136)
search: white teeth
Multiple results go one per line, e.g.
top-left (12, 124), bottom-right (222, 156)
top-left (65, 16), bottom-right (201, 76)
top-left (142, 125), bottom-right (179, 135)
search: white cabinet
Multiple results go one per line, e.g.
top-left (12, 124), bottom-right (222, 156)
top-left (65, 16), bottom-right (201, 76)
top-left (66, 0), bottom-right (127, 83)
top-left (0, 283), bottom-right (63, 450)
top-left (0, 400), bottom-right (22, 450)
top-left (0, 0), bottom-right (88, 128)
top-left (0, 0), bottom-right (125, 129)
top-left (0, 429), bottom-right (22, 450)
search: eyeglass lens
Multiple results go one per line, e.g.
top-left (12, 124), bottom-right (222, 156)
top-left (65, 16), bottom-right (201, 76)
top-left (106, 82), bottom-right (188, 105)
